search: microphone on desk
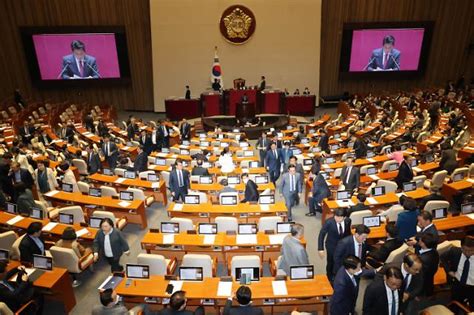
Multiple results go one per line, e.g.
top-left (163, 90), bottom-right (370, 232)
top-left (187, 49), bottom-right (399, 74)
top-left (84, 61), bottom-right (101, 78)
top-left (390, 54), bottom-right (400, 70)
top-left (363, 57), bottom-right (376, 71)
top-left (57, 61), bottom-right (71, 79)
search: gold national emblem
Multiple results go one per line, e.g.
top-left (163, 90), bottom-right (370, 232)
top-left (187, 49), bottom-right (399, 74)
top-left (219, 5), bottom-right (256, 44)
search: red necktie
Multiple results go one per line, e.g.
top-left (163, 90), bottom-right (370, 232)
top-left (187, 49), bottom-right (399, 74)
top-left (383, 54), bottom-right (389, 69)
top-left (79, 60), bottom-right (84, 77)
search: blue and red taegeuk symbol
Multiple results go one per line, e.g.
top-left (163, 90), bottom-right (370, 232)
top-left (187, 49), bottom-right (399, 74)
top-left (212, 65), bottom-right (222, 76)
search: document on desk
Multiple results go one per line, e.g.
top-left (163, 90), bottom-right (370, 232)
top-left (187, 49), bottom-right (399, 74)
top-left (269, 234), bottom-right (287, 245)
top-left (115, 178), bottom-right (126, 184)
top-left (368, 175), bottom-right (379, 180)
top-left (272, 281), bottom-right (288, 296)
top-left (366, 197), bottom-right (378, 205)
top-left (76, 228), bottom-right (90, 237)
top-left (44, 190), bottom-right (59, 197)
top-left (151, 182), bottom-right (160, 189)
top-left (42, 222), bottom-right (58, 231)
top-left (157, 153), bottom-right (168, 158)
top-left (118, 201), bottom-right (131, 208)
top-left (6, 215), bottom-right (24, 226)
top-left (260, 205), bottom-right (270, 211)
top-left (467, 213), bottom-right (474, 220)
top-left (173, 203), bottom-right (183, 211)
top-left (203, 235), bottom-right (216, 245)
top-left (336, 200), bottom-right (355, 207)
top-left (217, 281), bottom-right (233, 297)
top-left (367, 158), bottom-right (377, 163)
top-left (412, 167), bottom-right (422, 173)
top-left (395, 193), bottom-right (406, 198)
top-left (163, 234), bottom-right (175, 244)
top-left (169, 280), bottom-right (183, 294)
top-left (467, 178), bottom-right (474, 184)
top-left (236, 234), bottom-right (257, 245)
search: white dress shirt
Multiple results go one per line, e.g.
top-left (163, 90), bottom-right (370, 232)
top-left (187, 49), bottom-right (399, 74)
top-left (401, 265), bottom-right (412, 290)
top-left (103, 228), bottom-right (114, 258)
top-left (384, 282), bottom-right (399, 315)
top-left (455, 254), bottom-right (474, 286)
top-left (337, 221), bottom-right (345, 235)
top-left (345, 166), bottom-right (352, 184)
top-left (353, 236), bottom-right (362, 258)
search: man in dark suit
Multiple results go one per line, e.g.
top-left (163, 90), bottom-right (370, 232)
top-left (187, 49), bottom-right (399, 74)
top-left (348, 193), bottom-right (370, 217)
top-left (307, 171), bottom-right (331, 216)
top-left (407, 210), bottom-right (439, 249)
top-left (265, 142), bottom-right (283, 184)
top-left (281, 142), bottom-right (293, 168)
top-left (179, 118), bottom-right (191, 142)
top-left (340, 157), bottom-right (360, 192)
top-left (9, 162), bottom-right (34, 200)
top-left (133, 146), bottom-right (148, 174)
top-left (258, 76), bottom-right (266, 92)
top-left (127, 117), bottom-right (138, 140)
top-left (61, 40), bottom-right (99, 79)
top-left (352, 134), bottom-right (368, 159)
top-left (367, 224), bottom-right (403, 267)
top-left (84, 112), bottom-right (95, 132)
top-left (19, 222), bottom-right (45, 263)
top-left (330, 255), bottom-right (362, 315)
top-left (318, 208), bottom-right (352, 281)
top-left (241, 173), bottom-right (259, 203)
top-left (419, 185), bottom-right (446, 210)
top-left (153, 290), bottom-right (204, 315)
top-left (86, 145), bottom-right (101, 174)
top-left (318, 129), bottom-right (330, 153)
top-left (101, 135), bottom-right (119, 169)
top-left (18, 121), bottom-right (35, 145)
top-left (191, 159), bottom-right (210, 176)
top-left (39, 130), bottom-right (52, 146)
top-left (376, 253), bottom-right (423, 314)
top-left (139, 130), bottom-right (153, 155)
top-left (212, 79), bottom-right (221, 91)
top-left (59, 122), bottom-right (75, 144)
top-left (158, 120), bottom-right (172, 149)
top-left (363, 267), bottom-right (404, 315)
top-left (185, 86), bottom-right (191, 99)
top-left (223, 286), bottom-right (263, 315)
top-left (334, 224), bottom-right (373, 275)
top-left (169, 159), bottom-right (190, 202)
top-left (367, 35), bottom-right (401, 71)
top-left (256, 132), bottom-right (269, 166)
top-left (395, 156), bottom-right (414, 189)
top-left (441, 235), bottom-right (474, 306)
top-left (417, 233), bottom-right (440, 297)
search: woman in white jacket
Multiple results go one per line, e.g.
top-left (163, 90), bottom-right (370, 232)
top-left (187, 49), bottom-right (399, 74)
top-left (59, 162), bottom-right (79, 193)
top-left (218, 147), bottom-right (235, 174)
top-left (35, 160), bottom-right (58, 195)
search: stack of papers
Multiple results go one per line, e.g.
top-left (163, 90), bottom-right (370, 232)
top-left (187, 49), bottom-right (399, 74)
top-left (44, 190), bottom-right (59, 197)
top-left (260, 205), bottom-right (270, 211)
top-left (6, 216), bottom-right (24, 225)
top-left (42, 222), bottom-right (58, 231)
top-left (236, 234), bottom-right (257, 245)
top-left (413, 167), bottom-right (422, 173)
top-left (173, 203), bottom-right (183, 211)
top-left (203, 235), bottom-right (216, 245)
top-left (336, 200), bottom-right (355, 207)
top-left (115, 178), bottom-right (126, 184)
top-left (269, 234), bottom-right (287, 245)
top-left (368, 175), bottom-right (379, 180)
top-left (76, 228), bottom-right (90, 237)
top-left (169, 281), bottom-right (183, 294)
top-left (163, 234), bottom-right (175, 244)
top-left (366, 197), bottom-right (378, 205)
top-left (272, 281), bottom-right (288, 296)
top-left (151, 182), bottom-right (160, 189)
top-left (217, 281), bottom-right (233, 297)
top-left (118, 201), bottom-right (131, 208)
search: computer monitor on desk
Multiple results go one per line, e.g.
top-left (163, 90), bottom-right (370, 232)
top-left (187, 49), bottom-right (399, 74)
top-left (227, 176), bottom-right (240, 185)
top-left (461, 202), bottom-right (474, 214)
top-left (220, 195), bottom-right (238, 205)
top-left (238, 223), bottom-right (257, 234)
top-left (119, 191), bottom-right (134, 201)
top-left (103, 168), bottom-right (113, 176)
top-left (198, 223), bottom-right (217, 235)
top-left (124, 171), bottom-right (136, 179)
top-left (6, 202), bottom-right (17, 214)
top-left (62, 183), bottom-right (73, 192)
top-left (388, 163), bottom-right (399, 172)
top-left (367, 151), bottom-right (375, 158)
top-left (30, 207), bottom-right (43, 220)
top-left (89, 187), bottom-right (102, 197)
top-left (155, 158), bottom-right (166, 166)
top-left (235, 267), bottom-right (260, 282)
top-left (403, 181), bottom-right (417, 192)
top-left (126, 264), bottom-right (150, 279)
top-left (147, 173), bottom-right (159, 182)
top-left (453, 172), bottom-right (465, 182)
top-left (33, 255), bottom-right (53, 270)
top-left (366, 167), bottom-right (377, 175)
top-left (258, 195), bottom-right (275, 205)
top-left (0, 249), bottom-right (8, 261)
top-left (425, 154), bottom-right (434, 163)
top-left (363, 216), bottom-right (381, 227)
top-left (290, 265), bottom-right (314, 280)
top-left (371, 186), bottom-right (385, 197)
top-left (161, 222), bottom-right (180, 234)
top-left (179, 267), bottom-right (203, 281)
top-left (303, 159), bottom-right (313, 166)
top-left (276, 222), bottom-right (294, 234)
top-left (89, 216), bottom-right (103, 228)
top-left (184, 195), bottom-right (200, 204)
top-left (199, 176), bottom-right (213, 184)
top-left (336, 190), bottom-right (351, 201)
top-left (249, 161), bottom-right (260, 168)
top-left (255, 175), bottom-right (269, 184)
top-left (59, 213), bottom-right (74, 225)
top-left (432, 208), bottom-right (448, 220)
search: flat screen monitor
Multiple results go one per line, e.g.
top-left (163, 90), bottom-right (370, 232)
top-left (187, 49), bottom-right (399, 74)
top-left (179, 267), bottom-right (203, 281)
top-left (303, 159), bottom-right (313, 166)
top-left (336, 190), bottom-right (351, 200)
top-left (372, 186), bottom-right (386, 197)
top-left (276, 222), bottom-right (294, 234)
top-left (124, 171), bottom-right (136, 179)
top-left (331, 144), bottom-right (340, 151)
top-left (227, 176), bottom-right (240, 185)
top-left (290, 265), bottom-right (314, 280)
top-left (59, 213), bottom-right (74, 225)
top-left (432, 208), bottom-right (448, 219)
top-left (103, 168), bottom-right (113, 176)
top-left (199, 176), bottom-right (213, 184)
top-left (161, 222), bottom-right (179, 234)
top-left (155, 158), bottom-right (166, 166)
top-left (258, 195), bottom-right (275, 205)
top-left (425, 154), bottom-right (434, 163)
top-left (403, 181), bottom-right (417, 192)
top-left (325, 157), bottom-right (335, 164)
top-left (200, 141), bottom-right (210, 147)
top-left (119, 191), bottom-right (134, 201)
top-left (6, 203), bottom-right (17, 214)
top-left (243, 150), bottom-right (253, 157)
top-left (388, 163), bottom-right (399, 171)
top-left (184, 195), bottom-right (200, 205)
top-left (126, 264), bottom-right (150, 279)
top-left (161, 148), bottom-right (170, 153)
top-left (255, 175), bottom-right (269, 184)
top-left (238, 223), bottom-right (257, 235)
top-left (30, 207), bottom-right (43, 220)
top-left (62, 183), bottom-right (73, 192)
top-left (89, 187), bottom-right (102, 197)
top-left (33, 255), bottom-right (53, 270)
top-left (198, 223), bottom-right (217, 235)
top-left (461, 202), bottom-right (474, 215)
top-left (301, 138), bottom-right (309, 144)
top-left (249, 161), bottom-right (260, 168)
top-left (202, 161), bottom-right (212, 168)
top-left (220, 195), bottom-right (238, 205)
top-left (291, 148), bottom-right (302, 155)
top-left (367, 151), bottom-right (375, 158)
top-left (366, 167), bottom-right (377, 175)
top-left (363, 216), bottom-right (381, 227)
top-left (147, 173), bottom-right (158, 182)
top-left (0, 249), bottom-right (8, 260)
top-left (89, 216), bottom-right (103, 228)
top-left (410, 159), bottom-right (418, 167)
top-left (453, 173), bottom-right (465, 182)
top-left (312, 147), bottom-right (321, 153)
top-left (235, 267), bottom-right (260, 282)
top-left (180, 149), bottom-right (189, 155)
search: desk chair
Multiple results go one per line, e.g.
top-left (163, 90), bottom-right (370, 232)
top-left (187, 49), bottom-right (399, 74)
top-left (0, 231), bottom-right (17, 253)
top-left (126, 188), bottom-right (155, 207)
top-left (436, 240), bottom-right (460, 258)
top-left (57, 206), bottom-right (86, 224)
top-left (170, 218), bottom-right (194, 232)
top-left (215, 217), bottom-right (238, 233)
top-left (381, 160), bottom-right (398, 172)
top-left (170, 147), bottom-right (180, 154)
top-left (413, 175), bottom-right (427, 188)
top-left (269, 256), bottom-right (284, 276)
top-left (137, 253), bottom-right (177, 276)
top-left (349, 210), bottom-right (372, 226)
top-left (376, 180), bottom-right (398, 194)
top-left (49, 246), bottom-right (94, 287)
top-left (138, 171), bottom-right (155, 180)
top-left (385, 205), bottom-right (405, 223)
top-left (229, 255), bottom-right (261, 278)
top-left (469, 163), bottom-right (474, 177)
top-left (360, 164), bottom-right (375, 175)
top-left (423, 200), bottom-right (450, 213)
top-left (190, 149), bottom-right (202, 156)
top-left (77, 181), bottom-right (90, 194)
top-left (333, 168), bottom-right (343, 178)
top-left (0, 301), bottom-right (37, 315)
top-left (147, 156), bottom-right (156, 164)
top-left (100, 186), bottom-right (119, 198)
top-left (114, 168), bottom-right (126, 177)
top-left (181, 254), bottom-right (216, 278)
top-left (384, 243), bottom-right (409, 265)
top-left (424, 170), bottom-right (448, 189)
top-left (258, 216), bottom-right (282, 233)
top-left (161, 171), bottom-right (170, 189)
top-left (165, 158), bottom-right (176, 166)
top-left (92, 210), bottom-right (127, 230)
top-left (450, 167), bottom-right (468, 182)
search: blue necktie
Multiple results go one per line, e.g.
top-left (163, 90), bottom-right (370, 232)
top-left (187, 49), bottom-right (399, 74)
top-left (460, 256), bottom-right (470, 284)
top-left (391, 290), bottom-right (397, 315)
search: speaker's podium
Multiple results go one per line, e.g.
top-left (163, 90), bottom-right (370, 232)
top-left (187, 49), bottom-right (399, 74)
top-left (235, 101), bottom-right (256, 123)
top-left (225, 89), bottom-right (257, 115)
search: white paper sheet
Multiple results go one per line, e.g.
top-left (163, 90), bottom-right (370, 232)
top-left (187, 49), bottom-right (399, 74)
top-left (368, 175), bottom-right (379, 180)
top-left (6, 215), bottom-right (24, 225)
top-left (115, 178), bottom-right (126, 183)
top-left (203, 235), bottom-right (216, 245)
top-left (118, 201), bottom-right (131, 208)
top-left (44, 190), bottom-right (59, 197)
top-left (260, 205), bottom-right (270, 211)
top-left (163, 234), bottom-right (175, 244)
top-left (42, 222), bottom-right (58, 231)
top-left (173, 203), bottom-right (183, 211)
top-left (467, 178), bottom-right (474, 184)
top-left (336, 200), bottom-right (355, 207)
top-left (169, 280), bottom-right (183, 294)
top-left (236, 234), bottom-right (257, 244)
top-left (269, 234), bottom-right (287, 245)
top-left (217, 281), bottom-right (233, 297)
top-left (272, 281), bottom-right (288, 296)
top-left (75, 228), bottom-right (90, 237)
top-left (367, 158), bottom-right (376, 163)
top-left (395, 193), bottom-right (406, 198)
top-left (157, 153), bottom-right (168, 158)
top-left (366, 197), bottom-right (378, 205)
top-left (122, 146), bottom-right (130, 151)
top-left (466, 213), bottom-right (474, 220)
top-left (151, 182), bottom-right (160, 189)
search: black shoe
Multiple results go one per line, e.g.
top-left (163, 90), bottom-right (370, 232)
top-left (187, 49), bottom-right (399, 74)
top-left (305, 212), bottom-right (316, 216)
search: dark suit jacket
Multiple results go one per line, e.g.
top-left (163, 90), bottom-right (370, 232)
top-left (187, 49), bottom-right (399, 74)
top-left (348, 202), bottom-right (370, 217)
top-left (153, 307), bottom-right (199, 315)
top-left (396, 210), bottom-right (419, 240)
top-left (18, 126), bottom-right (35, 143)
top-left (318, 217), bottom-right (352, 252)
top-left (340, 166), bottom-right (360, 191)
top-left (418, 249), bottom-right (439, 296)
top-left (59, 126), bottom-right (75, 143)
top-left (311, 173), bottom-right (331, 203)
top-left (39, 134), bottom-right (52, 146)
top-left (353, 138), bottom-right (368, 159)
top-left (61, 54), bottom-right (99, 79)
top-left (102, 142), bottom-right (119, 163)
top-left (377, 262), bottom-right (423, 307)
top-left (333, 235), bottom-right (371, 274)
top-left (395, 161), bottom-right (413, 189)
top-left (9, 168), bottom-right (34, 189)
top-left (367, 48), bottom-right (401, 71)
top-left (363, 278), bottom-right (403, 315)
top-left (367, 238), bottom-right (403, 263)
top-left (318, 134), bottom-right (330, 153)
top-left (191, 166), bottom-right (210, 176)
top-left (416, 224), bottom-right (439, 247)
top-left (180, 123), bottom-right (191, 140)
top-left (133, 152), bottom-right (148, 173)
top-left (139, 135), bottom-right (153, 154)
top-left (19, 235), bottom-right (45, 263)
top-left (93, 229), bottom-right (129, 259)
top-left (87, 153), bottom-right (102, 174)
top-left (265, 148), bottom-right (283, 172)
top-left (97, 122), bottom-right (109, 138)
top-left (127, 123), bottom-right (138, 139)
top-left (419, 193), bottom-right (447, 210)
top-left (330, 266), bottom-right (359, 315)
top-left (223, 299), bottom-right (264, 315)
top-left (0, 268), bottom-right (34, 311)
top-left (441, 246), bottom-right (463, 277)
top-left (439, 149), bottom-right (458, 174)
top-left (185, 90), bottom-right (191, 100)
top-left (242, 179), bottom-right (259, 203)
top-left (169, 169), bottom-right (190, 192)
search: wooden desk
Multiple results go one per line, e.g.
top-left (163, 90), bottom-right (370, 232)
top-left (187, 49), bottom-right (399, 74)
top-left (8, 261), bottom-right (76, 313)
top-left (190, 182), bottom-right (274, 192)
top-left (442, 179), bottom-right (474, 202)
top-left (167, 201), bottom-right (287, 222)
top-left (115, 275), bottom-right (333, 315)
top-left (43, 190), bottom-right (147, 228)
top-left (305, 114), bottom-right (331, 133)
top-left (88, 173), bottom-right (167, 206)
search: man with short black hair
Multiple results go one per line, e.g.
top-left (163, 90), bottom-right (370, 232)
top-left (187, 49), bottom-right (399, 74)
top-left (417, 233), bottom-right (439, 297)
top-left (279, 164), bottom-right (302, 221)
top-left (191, 159), bottom-right (210, 176)
top-left (241, 173), bottom-right (259, 203)
top-left (154, 290), bottom-right (204, 315)
top-left (367, 224), bottom-right (403, 267)
top-left (133, 146), bottom-right (148, 174)
top-left (102, 135), bottom-right (119, 170)
top-left (266, 142), bottom-right (283, 184)
top-left (348, 193), bottom-right (369, 216)
top-left (19, 222), bottom-right (45, 263)
top-left (333, 224), bottom-right (372, 275)
top-left (363, 267), bottom-right (404, 314)
top-left (169, 159), bottom-right (190, 202)
top-left (367, 35), bottom-right (401, 71)
top-left (340, 157), bottom-right (360, 192)
top-left (92, 288), bottom-right (147, 315)
top-left (330, 255), bottom-right (362, 315)
top-left (223, 286), bottom-right (263, 315)
top-left (61, 40), bottom-right (99, 79)
top-left (407, 210), bottom-right (439, 248)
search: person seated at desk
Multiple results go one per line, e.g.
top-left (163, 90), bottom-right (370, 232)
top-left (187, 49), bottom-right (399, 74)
top-left (59, 161), bottom-right (79, 193)
top-left (395, 155), bottom-right (415, 190)
top-left (439, 142), bottom-right (458, 175)
top-left (15, 182), bottom-right (35, 216)
top-left (419, 185), bottom-right (446, 210)
top-left (19, 222), bottom-right (45, 264)
top-left (330, 255), bottom-right (363, 315)
top-left (340, 157), bottom-right (360, 193)
top-left (366, 224), bottom-right (403, 268)
top-left (0, 260), bottom-right (43, 314)
top-left (92, 288), bottom-right (148, 315)
top-left (278, 223), bottom-right (309, 275)
top-left (218, 147), bottom-right (235, 174)
top-left (241, 173), bottom-right (258, 203)
top-left (352, 133), bottom-right (368, 159)
top-left (317, 129), bottom-right (330, 154)
top-left (348, 193), bottom-right (369, 217)
top-left (118, 157), bottom-right (133, 172)
top-left (154, 290), bottom-right (204, 315)
top-left (218, 179), bottom-right (236, 198)
top-left (302, 87), bottom-right (310, 95)
top-left (191, 159), bottom-right (210, 176)
top-left (224, 286), bottom-right (263, 315)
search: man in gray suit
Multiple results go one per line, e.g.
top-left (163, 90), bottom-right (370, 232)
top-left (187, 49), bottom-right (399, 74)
top-left (279, 164), bottom-right (302, 221)
top-left (218, 179), bottom-right (237, 200)
top-left (278, 223), bottom-right (309, 275)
